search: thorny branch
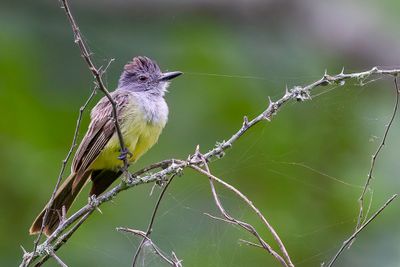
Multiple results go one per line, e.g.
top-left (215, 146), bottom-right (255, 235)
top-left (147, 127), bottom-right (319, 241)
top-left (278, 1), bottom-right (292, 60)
top-left (60, 0), bottom-right (129, 167)
top-left (33, 211), bottom-right (93, 267)
top-left (26, 0), bottom-right (127, 263)
top-left (19, 1), bottom-right (400, 266)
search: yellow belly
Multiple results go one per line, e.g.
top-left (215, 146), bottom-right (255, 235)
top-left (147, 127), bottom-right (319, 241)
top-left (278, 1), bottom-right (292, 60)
top-left (89, 104), bottom-right (166, 171)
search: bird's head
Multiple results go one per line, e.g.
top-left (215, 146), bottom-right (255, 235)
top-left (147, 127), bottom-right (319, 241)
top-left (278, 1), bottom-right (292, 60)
top-left (118, 56), bottom-right (182, 96)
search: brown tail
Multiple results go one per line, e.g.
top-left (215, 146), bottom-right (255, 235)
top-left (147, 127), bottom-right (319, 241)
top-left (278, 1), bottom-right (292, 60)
top-left (29, 171), bottom-right (90, 236)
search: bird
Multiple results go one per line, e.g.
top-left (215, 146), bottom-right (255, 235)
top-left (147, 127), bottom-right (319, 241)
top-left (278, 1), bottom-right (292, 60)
top-left (29, 56), bottom-right (182, 236)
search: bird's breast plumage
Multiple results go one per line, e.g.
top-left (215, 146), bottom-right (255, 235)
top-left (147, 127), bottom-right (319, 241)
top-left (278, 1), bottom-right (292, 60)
top-left (90, 92), bottom-right (168, 170)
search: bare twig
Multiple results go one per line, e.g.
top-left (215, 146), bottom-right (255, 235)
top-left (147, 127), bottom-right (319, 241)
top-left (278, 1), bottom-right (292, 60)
top-left (130, 159), bottom-right (177, 178)
top-left (60, 0), bottom-right (128, 166)
top-left (33, 211), bottom-right (94, 267)
top-left (356, 77), bottom-right (400, 228)
top-left (131, 174), bottom-right (177, 267)
top-left (26, 87), bottom-right (97, 266)
top-left (100, 58), bottom-right (115, 76)
top-left (23, 0), bottom-right (128, 263)
top-left (327, 194), bottom-right (398, 267)
top-left (48, 251), bottom-right (68, 267)
top-left (238, 239), bottom-right (264, 249)
top-left (171, 252), bottom-right (182, 267)
top-left (117, 228), bottom-right (183, 267)
top-left (190, 160), bottom-right (293, 267)
top-left (22, 161), bottom-right (187, 266)
top-left (203, 212), bottom-right (235, 224)
top-left (195, 148), bottom-right (293, 266)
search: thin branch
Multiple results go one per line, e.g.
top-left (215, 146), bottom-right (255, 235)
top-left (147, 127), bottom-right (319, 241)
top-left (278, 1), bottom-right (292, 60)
top-left (23, 0), bottom-right (128, 263)
top-left (131, 174), bottom-right (177, 267)
top-left (171, 252), bottom-right (182, 267)
top-left (33, 211), bottom-right (94, 267)
top-left (209, 182), bottom-right (288, 266)
top-left (238, 239), bottom-right (264, 249)
top-left (190, 161), bottom-right (293, 267)
top-left (130, 159), bottom-right (177, 178)
top-left (23, 162), bottom-right (185, 266)
top-left (60, 0), bottom-right (128, 165)
top-left (100, 58), bottom-right (115, 76)
top-left (327, 194), bottom-right (397, 267)
top-left (356, 77), bottom-right (400, 228)
top-left (26, 87), bottom-right (97, 266)
top-left (203, 212), bottom-right (235, 224)
top-left (194, 148), bottom-right (293, 266)
top-left (48, 251), bottom-right (68, 267)
top-left (117, 228), bottom-right (182, 267)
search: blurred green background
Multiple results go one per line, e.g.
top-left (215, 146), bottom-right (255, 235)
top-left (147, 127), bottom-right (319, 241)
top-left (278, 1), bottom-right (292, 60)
top-left (1, 0), bottom-right (400, 266)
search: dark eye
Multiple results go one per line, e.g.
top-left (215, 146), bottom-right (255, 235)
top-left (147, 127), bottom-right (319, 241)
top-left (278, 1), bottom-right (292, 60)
top-left (138, 75), bottom-right (148, 82)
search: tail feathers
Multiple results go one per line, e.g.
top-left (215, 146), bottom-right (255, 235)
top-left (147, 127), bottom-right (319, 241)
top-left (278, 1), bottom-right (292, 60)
top-left (90, 169), bottom-right (121, 197)
top-left (29, 171), bottom-right (90, 236)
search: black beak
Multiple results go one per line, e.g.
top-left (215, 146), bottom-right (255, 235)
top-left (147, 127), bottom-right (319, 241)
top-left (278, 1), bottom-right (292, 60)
top-left (158, 71), bottom-right (183, 81)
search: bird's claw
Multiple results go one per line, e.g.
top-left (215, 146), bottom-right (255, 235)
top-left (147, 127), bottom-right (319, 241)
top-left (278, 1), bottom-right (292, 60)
top-left (118, 148), bottom-right (132, 161)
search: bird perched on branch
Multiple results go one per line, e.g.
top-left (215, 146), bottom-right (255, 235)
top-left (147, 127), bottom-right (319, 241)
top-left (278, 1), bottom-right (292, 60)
top-left (30, 56), bottom-right (182, 236)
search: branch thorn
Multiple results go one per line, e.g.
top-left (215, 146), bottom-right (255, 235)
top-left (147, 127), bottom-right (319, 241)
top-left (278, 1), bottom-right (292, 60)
top-left (243, 116), bottom-right (249, 127)
top-left (285, 84), bottom-right (290, 95)
top-left (20, 245), bottom-right (28, 254)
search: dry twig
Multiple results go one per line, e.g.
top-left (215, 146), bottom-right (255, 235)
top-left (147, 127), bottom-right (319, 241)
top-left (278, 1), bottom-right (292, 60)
top-left (60, 0), bottom-right (129, 167)
top-left (25, 87), bottom-right (97, 266)
top-left (356, 77), bottom-right (400, 228)
top-left (190, 161), bottom-right (293, 267)
top-left (193, 150), bottom-right (293, 266)
top-left (48, 251), bottom-right (68, 267)
top-left (24, 0), bottom-right (128, 263)
top-left (117, 228), bottom-right (183, 267)
top-left (130, 174), bottom-right (178, 267)
top-left (327, 194), bottom-right (397, 267)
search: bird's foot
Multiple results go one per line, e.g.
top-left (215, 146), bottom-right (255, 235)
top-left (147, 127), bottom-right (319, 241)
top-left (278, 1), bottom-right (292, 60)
top-left (118, 148), bottom-right (133, 161)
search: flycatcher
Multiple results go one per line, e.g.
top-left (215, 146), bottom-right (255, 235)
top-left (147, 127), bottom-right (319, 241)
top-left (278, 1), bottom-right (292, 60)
top-left (30, 56), bottom-right (182, 236)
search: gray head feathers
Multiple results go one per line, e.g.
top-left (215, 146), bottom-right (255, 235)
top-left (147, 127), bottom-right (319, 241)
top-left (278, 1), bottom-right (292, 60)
top-left (118, 56), bottom-right (182, 96)
top-left (118, 56), bottom-right (162, 93)
top-left (124, 56), bottom-right (161, 74)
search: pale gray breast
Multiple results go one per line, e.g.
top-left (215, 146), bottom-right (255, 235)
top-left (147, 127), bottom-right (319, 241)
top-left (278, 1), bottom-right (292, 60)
top-left (133, 92), bottom-right (169, 126)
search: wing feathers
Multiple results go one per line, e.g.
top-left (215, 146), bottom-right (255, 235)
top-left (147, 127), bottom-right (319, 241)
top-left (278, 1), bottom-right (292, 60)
top-left (71, 90), bottom-right (131, 190)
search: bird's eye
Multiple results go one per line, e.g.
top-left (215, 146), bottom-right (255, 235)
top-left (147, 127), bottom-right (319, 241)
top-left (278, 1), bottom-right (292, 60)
top-left (138, 75), bottom-right (148, 82)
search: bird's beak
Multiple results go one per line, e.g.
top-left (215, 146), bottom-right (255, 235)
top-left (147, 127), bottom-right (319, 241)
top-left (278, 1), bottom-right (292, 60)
top-left (158, 71), bottom-right (183, 81)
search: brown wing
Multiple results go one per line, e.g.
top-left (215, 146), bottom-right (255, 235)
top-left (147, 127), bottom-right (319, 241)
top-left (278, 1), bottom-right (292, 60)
top-left (71, 90), bottom-right (131, 191)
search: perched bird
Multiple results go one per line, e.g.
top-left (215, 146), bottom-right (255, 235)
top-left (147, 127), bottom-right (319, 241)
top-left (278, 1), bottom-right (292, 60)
top-left (30, 56), bottom-right (182, 236)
